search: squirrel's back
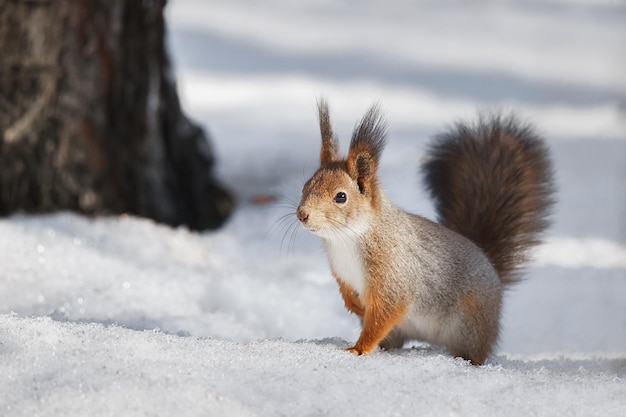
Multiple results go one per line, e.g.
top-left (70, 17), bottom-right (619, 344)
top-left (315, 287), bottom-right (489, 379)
top-left (421, 114), bottom-right (555, 284)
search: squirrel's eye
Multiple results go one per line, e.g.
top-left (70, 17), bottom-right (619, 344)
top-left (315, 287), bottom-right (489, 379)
top-left (333, 192), bottom-right (347, 204)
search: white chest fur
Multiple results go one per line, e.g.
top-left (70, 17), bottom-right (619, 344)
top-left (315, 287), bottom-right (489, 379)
top-left (325, 236), bottom-right (366, 295)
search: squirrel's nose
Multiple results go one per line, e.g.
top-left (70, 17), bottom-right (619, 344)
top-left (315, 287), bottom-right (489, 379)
top-left (296, 208), bottom-right (309, 223)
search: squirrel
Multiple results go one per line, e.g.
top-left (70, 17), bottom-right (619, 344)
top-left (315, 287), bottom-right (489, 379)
top-left (296, 99), bottom-right (555, 365)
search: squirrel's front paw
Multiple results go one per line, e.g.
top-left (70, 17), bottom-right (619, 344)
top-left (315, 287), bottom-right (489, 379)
top-left (345, 346), bottom-right (365, 355)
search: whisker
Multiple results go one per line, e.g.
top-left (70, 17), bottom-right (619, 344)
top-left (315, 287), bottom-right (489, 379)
top-left (280, 219), bottom-right (300, 254)
top-left (288, 223), bottom-right (301, 254)
top-left (278, 194), bottom-right (300, 207)
top-left (265, 212), bottom-right (297, 241)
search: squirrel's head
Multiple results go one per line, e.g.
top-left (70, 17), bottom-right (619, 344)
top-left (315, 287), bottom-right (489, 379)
top-left (297, 99), bottom-right (387, 239)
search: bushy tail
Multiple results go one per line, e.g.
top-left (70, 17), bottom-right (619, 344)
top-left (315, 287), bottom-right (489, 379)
top-left (421, 114), bottom-right (556, 284)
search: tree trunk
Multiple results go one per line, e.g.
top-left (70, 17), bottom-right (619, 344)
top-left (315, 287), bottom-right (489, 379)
top-left (0, 0), bottom-right (234, 230)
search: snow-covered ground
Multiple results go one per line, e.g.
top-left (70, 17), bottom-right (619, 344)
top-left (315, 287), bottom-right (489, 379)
top-left (1, 0), bottom-right (625, 415)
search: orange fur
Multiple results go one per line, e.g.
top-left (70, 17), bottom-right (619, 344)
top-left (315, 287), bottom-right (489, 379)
top-left (347, 261), bottom-right (410, 355)
top-left (335, 274), bottom-right (365, 317)
top-left (346, 285), bottom-right (409, 355)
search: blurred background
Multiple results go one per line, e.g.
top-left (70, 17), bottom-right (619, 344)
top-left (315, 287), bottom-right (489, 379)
top-left (167, 0), bottom-right (625, 235)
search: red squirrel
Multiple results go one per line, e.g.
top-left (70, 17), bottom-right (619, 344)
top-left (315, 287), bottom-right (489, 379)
top-left (296, 100), bottom-right (555, 365)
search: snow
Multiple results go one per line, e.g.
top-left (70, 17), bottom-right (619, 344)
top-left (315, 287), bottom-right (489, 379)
top-left (2, 316), bottom-right (624, 417)
top-left (1, 0), bottom-right (625, 415)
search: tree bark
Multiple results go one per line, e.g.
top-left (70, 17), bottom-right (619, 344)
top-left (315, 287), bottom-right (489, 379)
top-left (0, 0), bottom-right (234, 230)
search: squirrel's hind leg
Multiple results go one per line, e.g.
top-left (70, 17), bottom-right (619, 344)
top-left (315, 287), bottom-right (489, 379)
top-left (445, 291), bottom-right (501, 365)
top-left (448, 342), bottom-right (492, 366)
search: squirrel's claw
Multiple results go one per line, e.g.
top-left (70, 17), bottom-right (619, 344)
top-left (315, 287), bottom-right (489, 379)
top-left (345, 346), bottom-right (364, 355)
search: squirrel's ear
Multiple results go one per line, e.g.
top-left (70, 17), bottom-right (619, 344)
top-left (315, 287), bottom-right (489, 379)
top-left (347, 104), bottom-right (387, 192)
top-left (347, 152), bottom-right (376, 194)
top-left (318, 98), bottom-right (340, 165)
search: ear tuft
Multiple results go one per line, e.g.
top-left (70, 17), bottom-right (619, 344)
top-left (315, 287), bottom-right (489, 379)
top-left (318, 98), bottom-right (340, 165)
top-left (347, 104), bottom-right (387, 180)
